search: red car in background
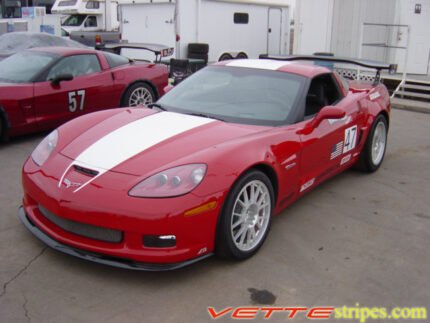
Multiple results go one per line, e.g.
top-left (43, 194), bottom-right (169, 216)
top-left (0, 44), bottom-right (171, 140)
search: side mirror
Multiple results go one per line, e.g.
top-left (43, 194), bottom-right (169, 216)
top-left (311, 106), bottom-right (345, 129)
top-left (163, 84), bottom-right (174, 94)
top-left (51, 74), bottom-right (74, 86)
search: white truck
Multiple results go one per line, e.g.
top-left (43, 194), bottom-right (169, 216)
top-left (119, 0), bottom-right (290, 62)
top-left (52, 0), bottom-right (120, 45)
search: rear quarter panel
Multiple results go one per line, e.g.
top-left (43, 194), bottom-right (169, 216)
top-left (360, 83), bottom-right (391, 128)
top-left (351, 83), bottom-right (391, 153)
top-left (113, 63), bottom-right (169, 104)
top-left (0, 84), bottom-right (35, 136)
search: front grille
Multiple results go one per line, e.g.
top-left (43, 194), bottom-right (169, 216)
top-left (38, 205), bottom-right (123, 243)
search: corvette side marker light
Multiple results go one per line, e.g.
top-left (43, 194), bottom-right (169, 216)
top-left (184, 201), bottom-right (218, 217)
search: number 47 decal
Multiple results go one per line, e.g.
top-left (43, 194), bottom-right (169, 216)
top-left (68, 90), bottom-right (86, 112)
top-left (343, 125), bottom-right (358, 153)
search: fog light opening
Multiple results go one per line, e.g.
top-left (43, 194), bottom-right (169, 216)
top-left (143, 235), bottom-right (176, 248)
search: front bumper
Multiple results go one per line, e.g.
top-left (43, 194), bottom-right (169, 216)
top-left (21, 152), bottom-right (226, 267)
top-left (18, 207), bottom-right (213, 271)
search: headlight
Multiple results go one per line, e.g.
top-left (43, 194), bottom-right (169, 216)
top-left (129, 164), bottom-right (207, 198)
top-left (31, 130), bottom-right (58, 167)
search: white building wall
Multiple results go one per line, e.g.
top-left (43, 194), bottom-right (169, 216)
top-left (393, 0), bottom-right (430, 74)
top-left (331, 0), bottom-right (396, 61)
top-left (294, 0), bottom-right (430, 75)
top-left (293, 0), bottom-right (333, 55)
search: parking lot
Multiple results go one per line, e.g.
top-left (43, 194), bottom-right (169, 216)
top-left (0, 108), bottom-right (429, 322)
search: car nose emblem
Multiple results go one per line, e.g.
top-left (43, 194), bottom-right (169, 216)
top-left (63, 178), bottom-right (82, 189)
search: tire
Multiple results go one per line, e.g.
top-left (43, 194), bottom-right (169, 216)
top-left (188, 52), bottom-right (208, 62)
top-left (357, 114), bottom-right (388, 172)
top-left (236, 52), bottom-right (248, 59)
top-left (216, 170), bottom-right (274, 260)
top-left (121, 82), bottom-right (155, 108)
top-left (0, 115), bottom-right (6, 142)
top-left (188, 43), bottom-right (209, 55)
top-left (219, 53), bottom-right (234, 61)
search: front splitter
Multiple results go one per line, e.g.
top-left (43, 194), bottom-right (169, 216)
top-left (17, 206), bottom-right (213, 271)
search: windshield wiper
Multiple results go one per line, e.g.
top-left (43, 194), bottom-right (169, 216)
top-left (148, 103), bottom-right (168, 111)
top-left (185, 112), bottom-right (226, 122)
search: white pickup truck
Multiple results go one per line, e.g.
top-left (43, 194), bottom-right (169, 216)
top-left (61, 14), bottom-right (102, 35)
top-left (53, 0), bottom-right (120, 46)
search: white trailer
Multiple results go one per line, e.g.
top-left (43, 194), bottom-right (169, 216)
top-left (120, 0), bottom-right (290, 62)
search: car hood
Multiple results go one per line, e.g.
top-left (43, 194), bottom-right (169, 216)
top-left (60, 108), bottom-right (268, 177)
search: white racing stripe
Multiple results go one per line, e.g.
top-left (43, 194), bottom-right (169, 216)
top-left (226, 59), bottom-right (290, 70)
top-left (59, 112), bottom-right (215, 192)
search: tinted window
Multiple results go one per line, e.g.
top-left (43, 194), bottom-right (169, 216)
top-left (47, 54), bottom-right (101, 80)
top-left (63, 14), bottom-right (86, 26)
top-left (103, 51), bottom-right (129, 68)
top-left (0, 52), bottom-right (58, 83)
top-left (305, 74), bottom-right (343, 117)
top-left (335, 72), bottom-right (349, 92)
top-left (85, 16), bottom-right (97, 27)
top-left (59, 0), bottom-right (77, 6)
top-left (86, 1), bottom-right (99, 9)
top-left (158, 66), bottom-right (306, 126)
top-left (234, 13), bottom-right (249, 24)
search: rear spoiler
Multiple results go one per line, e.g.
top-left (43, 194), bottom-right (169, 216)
top-left (98, 43), bottom-right (174, 63)
top-left (259, 54), bottom-right (397, 84)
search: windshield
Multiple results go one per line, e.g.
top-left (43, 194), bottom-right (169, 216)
top-left (0, 52), bottom-right (58, 83)
top-left (158, 66), bottom-right (306, 126)
top-left (63, 15), bottom-right (86, 27)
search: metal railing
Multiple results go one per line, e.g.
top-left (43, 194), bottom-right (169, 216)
top-left (358, 22), bottom-right (410, 98)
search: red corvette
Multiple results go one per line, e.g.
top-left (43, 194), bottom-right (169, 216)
top-left (19, 56), bottom-right (393, 270)
top-left (0, 44), bottom-right (170, 140)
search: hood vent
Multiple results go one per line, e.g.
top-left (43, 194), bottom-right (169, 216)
top-left (73, 165), bottom-right (99, 177)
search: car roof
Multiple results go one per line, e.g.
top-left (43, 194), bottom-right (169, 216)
top-left (28, 46), bottom-right (97, 56)
top-left (215, 59), bottom-right (330, 78)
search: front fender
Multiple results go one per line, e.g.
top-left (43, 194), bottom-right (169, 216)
top-left (177, 127), bottom-right (302, 214)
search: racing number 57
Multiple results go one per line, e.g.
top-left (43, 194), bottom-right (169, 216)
top-left (68, 90), bottom-right (86, 112)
